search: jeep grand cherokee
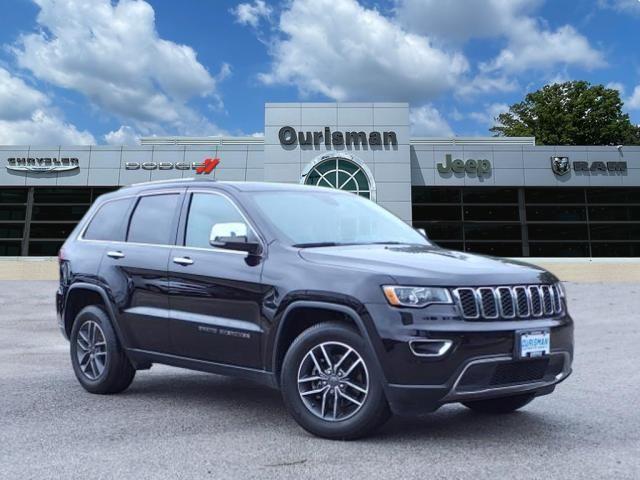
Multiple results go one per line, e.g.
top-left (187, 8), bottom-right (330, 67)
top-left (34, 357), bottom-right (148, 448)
top-left (56, 179), bottom-right (573, 439)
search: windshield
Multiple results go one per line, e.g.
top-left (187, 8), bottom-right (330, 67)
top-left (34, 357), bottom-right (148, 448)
top-left (251, 190), bottom-right (429, 247)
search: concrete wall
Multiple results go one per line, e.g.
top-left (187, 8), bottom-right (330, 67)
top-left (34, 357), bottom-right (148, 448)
top-left (411, 144), bottom-right (640, 187)
top-left (3, 257), bottom-right (639, 283)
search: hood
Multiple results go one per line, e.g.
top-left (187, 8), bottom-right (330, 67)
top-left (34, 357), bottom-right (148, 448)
top-left (298, 244), bottom-right (555, 286)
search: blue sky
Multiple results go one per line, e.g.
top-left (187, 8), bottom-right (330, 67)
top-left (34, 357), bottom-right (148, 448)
top-left (0, 0), bottom-right (638, 144)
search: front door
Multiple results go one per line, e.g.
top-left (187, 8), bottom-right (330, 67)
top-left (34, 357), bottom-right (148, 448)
top-left (168, 190), bottom-right (265, 369)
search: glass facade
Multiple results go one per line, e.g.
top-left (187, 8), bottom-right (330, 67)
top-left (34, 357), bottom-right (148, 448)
top-left (1, 185), bottom-right (639, 257)
top-left (412, 186), bottom-right (640, 257)
top-left (0, 187), bottom-right (117, 256)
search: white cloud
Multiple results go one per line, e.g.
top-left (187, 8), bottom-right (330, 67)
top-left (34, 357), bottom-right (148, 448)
top-left (104, 125), bottom-right (139, 145)
top-left (607, 82), bottom-right (626, 96)
top-left (0, 110), bottom-right (95, 144)
top-left (598, 0), bottom-right (640, 14)
top-left (0, 68), bottom-right (49, 120)
top-left (397, 0), bottom-right (604, 78)
top-left (395, 0), bottom-right (539, 43)
top-left (231, 0), bottom-right (272, 27)
top-left (468, 103), bottom-right (509, 126)
top-left (410, 105), bottom-right (454, 136)
top-left (0, 66), bottom-right (94, 144)
top-left (483, 21), bottom-right (605, 73)
top-left (627, 86), bottom-right (640, 110)
top-left (13, 0), bottom-right (225, 135)
top-left (258, 0), bottom-right (468, 102)
top-left (457, 74), bottom-right (519, 97)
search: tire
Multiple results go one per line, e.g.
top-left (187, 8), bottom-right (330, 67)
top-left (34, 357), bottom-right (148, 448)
top-left (70, 305), bottom-right (136, 394)
top-left (462, 393), bottom-right (535, 414)
top-left (280, 322), bottom-right (391, 440)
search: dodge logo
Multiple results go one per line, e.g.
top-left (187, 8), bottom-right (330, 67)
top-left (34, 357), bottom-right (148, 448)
top-left (551, 156), bottom-right (570, 176)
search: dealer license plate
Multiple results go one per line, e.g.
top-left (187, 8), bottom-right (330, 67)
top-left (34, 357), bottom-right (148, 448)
top-left (519, 330), bottom-right (550, 358)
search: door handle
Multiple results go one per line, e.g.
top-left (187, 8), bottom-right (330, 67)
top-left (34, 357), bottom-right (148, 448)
top-left (173, 256), bottom-right (194, 266)
top-left (106, 250), bottom-right (125, 259)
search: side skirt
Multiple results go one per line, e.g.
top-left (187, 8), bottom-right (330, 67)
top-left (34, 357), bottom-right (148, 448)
top-left (127, 348), bottom-right (278, 389)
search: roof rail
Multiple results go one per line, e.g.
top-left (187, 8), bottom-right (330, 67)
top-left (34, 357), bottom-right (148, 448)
top-left (128, 177), bottom-right (216, 187)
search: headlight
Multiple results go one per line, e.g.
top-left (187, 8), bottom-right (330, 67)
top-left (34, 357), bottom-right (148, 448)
top-left (382, 286), bottom-right (452, 308)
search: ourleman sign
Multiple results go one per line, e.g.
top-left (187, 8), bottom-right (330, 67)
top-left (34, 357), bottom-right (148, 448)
top-left (437, 154), bottom-right (492, 176)
top-left (279, 126), bottom-right (398, 147)
top-left (6, 157), bottom-right (79, 173)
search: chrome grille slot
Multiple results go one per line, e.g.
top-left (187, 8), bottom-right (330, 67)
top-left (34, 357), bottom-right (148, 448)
top-left (478, 288), bottom-right (498, 319)
top-left (529, 286), bottom-right (543, 316)
top-left (552, 284), bottom-right (563, 313)
top-left (497, 287), bottom-right (515, 318)
top-left (541, 285), bottom-right (554, 315)
top-left (453, 284), bottom-right (562, 320)
top-left (514, 286), bottom-right (529, 317)
top-left (455, 288), bottom-right (479, 319)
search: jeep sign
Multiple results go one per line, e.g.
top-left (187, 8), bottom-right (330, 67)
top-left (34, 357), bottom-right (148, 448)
top-left (437, 154), bottom-right (492, 176)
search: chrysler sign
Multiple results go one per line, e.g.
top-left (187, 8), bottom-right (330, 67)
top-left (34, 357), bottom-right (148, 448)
top-left (6, 157), bottom-right (79, 173)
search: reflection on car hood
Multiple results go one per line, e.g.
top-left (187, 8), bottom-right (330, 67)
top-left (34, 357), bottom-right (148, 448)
top-left (298, 244), bottom-right (554, 286)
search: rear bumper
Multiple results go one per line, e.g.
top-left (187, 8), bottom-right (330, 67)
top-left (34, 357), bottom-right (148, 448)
top-left (363, 303), bottom-right (574, 415)
top-left (55, 288), bottom-right (67, 340)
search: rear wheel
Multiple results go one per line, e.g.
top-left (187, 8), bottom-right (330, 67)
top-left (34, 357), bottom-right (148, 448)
top-left (281, 322), bottom-right (390, 439)
top-left (462, 393), bottom-right (535, 414)
top-left (70, 305), bottom-right (135, 394)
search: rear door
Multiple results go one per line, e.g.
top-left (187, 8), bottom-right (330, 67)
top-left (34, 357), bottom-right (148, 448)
top-left (168, 189), bottom-right (265, 368)
top-left (97, 190), bottom-right (183, 353)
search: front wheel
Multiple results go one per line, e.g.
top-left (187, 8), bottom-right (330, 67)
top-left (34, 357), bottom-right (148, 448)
top-left (280, 322), bottom-right (390, 440)
top-left (462, 393), bottom-right (535, 414)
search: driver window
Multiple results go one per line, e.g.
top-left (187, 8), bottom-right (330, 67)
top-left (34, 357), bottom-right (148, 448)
top-left (184, 193), bottom-right (252, 249)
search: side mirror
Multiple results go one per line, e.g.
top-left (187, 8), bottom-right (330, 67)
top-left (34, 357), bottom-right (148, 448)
top-left (416, 227), bottom-right (428, 239)
top-left (209, 223), bottom-right (261, 255)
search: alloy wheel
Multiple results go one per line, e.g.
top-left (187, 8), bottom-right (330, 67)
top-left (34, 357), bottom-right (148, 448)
top-left (76, 320), bottom-right (107, 380)
top-left (297, 341), bottom-right (369, 422)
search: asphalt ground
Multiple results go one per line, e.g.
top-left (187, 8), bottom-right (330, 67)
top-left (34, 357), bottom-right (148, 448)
top-left (1, 281), bottom-right (639, 479)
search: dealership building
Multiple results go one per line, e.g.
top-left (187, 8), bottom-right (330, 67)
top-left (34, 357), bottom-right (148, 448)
top-left (1, 102), bottom-right (639, 257)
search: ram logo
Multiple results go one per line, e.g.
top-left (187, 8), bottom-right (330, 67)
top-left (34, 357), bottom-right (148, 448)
top-left (551, 156), bottom-right (570, 176)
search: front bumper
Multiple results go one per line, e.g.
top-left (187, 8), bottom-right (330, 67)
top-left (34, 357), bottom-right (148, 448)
top-left (364, 303), bottom-right (574, 415)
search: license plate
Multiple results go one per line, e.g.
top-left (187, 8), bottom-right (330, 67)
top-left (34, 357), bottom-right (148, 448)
top-left (519, 330), bottom-right (550, 358)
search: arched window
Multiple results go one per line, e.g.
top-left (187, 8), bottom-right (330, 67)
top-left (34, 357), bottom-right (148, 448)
top-left (303, 157), bottom-right (372, 199)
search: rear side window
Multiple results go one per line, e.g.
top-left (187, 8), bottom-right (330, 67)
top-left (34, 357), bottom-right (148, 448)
top-left (83, 198), bottom-right (132, 241)
top-left (127, 194), bottom-right (180, 245)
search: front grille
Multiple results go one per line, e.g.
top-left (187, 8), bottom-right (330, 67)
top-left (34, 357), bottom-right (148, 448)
top-left (453, 284), bottom-right (563, 320)
top-left (489, 358), bottom-right (549, 385)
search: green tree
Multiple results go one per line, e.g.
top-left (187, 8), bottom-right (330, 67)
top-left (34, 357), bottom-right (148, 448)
top-left (490, 81), bottom-right (640, 145)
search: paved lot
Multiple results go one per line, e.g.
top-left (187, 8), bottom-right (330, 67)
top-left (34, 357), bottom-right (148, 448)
top-left (1, 281), bottom-right (639, 480)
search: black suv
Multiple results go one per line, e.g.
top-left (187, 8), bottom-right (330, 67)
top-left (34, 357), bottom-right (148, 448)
top-left (56, 179), bottom-right (573, 439)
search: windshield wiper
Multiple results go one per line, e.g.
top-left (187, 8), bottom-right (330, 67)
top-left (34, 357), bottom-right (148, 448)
top-left (293, 242), bottom-right (344, 248)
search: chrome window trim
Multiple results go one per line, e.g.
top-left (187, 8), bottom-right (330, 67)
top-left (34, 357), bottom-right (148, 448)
top-left (78, 189), bottom-right (184, 243)
top-left (77, 187), bottom-right (265, 258)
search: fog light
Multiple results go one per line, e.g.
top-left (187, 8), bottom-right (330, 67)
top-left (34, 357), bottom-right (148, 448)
top-left (409, 339), bottom-right (453, 357)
